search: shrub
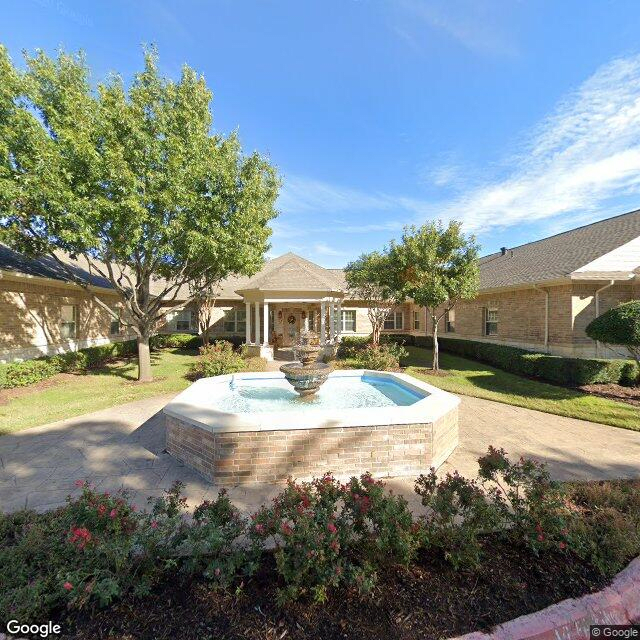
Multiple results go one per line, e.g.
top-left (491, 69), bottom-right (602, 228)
top-left (1, 359), bottom-right (61, 388)
top-left (566, 480), bottom-right (640, 577)
top-left (477, 447), bottom-right (571, 554)
top-left (187, 341), bottom-right (246, 379)
top-left (351, 343), bottom-right (408, 370)
top-left (336, 335), bottom-right (371, 358)
top-left (435, 336), bottom-right (639, 386)
top-left (150, 333), bottom-right (200, 350)
top-left (586, 300), bottom-right (640, 384)
top-left (248, 473), bottom-right (419, 603)
top-left (415, 470), bottom-right (499, 569)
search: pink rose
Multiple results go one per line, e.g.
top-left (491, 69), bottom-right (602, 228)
top-left (327, 522), bottom-right (337, 534)
top-left (150, 520), bottom-right (158, 529)
top-left (109, 509), bottom-right (117, 519)
top-left (63, 581), bottom-right (73, 591)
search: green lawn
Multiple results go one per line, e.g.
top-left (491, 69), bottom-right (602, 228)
top-left (0, 349), bottom-right (198, 435)
top-left (402, 346), bottom-right (640, 431)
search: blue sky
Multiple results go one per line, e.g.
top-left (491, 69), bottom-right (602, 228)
top-left (5, 1), bottom-right (640, 266)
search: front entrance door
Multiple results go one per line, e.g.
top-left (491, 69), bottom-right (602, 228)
top-left (282, 308), bottom-right (303, 347)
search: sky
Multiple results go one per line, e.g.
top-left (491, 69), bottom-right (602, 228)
top-left (5, 0), bottom-right (640, 266)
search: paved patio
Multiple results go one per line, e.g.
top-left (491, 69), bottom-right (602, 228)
top-left (1, 392), bottom-right (639, 514)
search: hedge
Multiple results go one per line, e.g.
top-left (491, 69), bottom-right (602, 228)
top-left (0, 340), bottom-right (138, 389)
top-left (432, 336), bottom-right (639, 387)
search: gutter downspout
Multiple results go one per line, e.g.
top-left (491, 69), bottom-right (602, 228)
top-left (594, 280), bottom-right (615, 357)
top-left (533, 284), bottom-right (549, 353)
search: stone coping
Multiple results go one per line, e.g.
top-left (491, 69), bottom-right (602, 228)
top-left (451, 556), bottom-right (640, 640)
top-left (163, 369), bottom-right (460, 434)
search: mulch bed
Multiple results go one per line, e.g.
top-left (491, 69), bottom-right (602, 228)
top-left (579, 382), bottom-right (640, 407)
top-left (63, 539), bottom-right (607, 640)
top-left (409, 367), bottom-right (451, 377)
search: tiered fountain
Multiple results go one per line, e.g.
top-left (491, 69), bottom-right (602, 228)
top-left (279, 330), bottom-right (333, 396)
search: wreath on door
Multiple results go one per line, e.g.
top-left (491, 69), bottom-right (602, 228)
top-left (287, 314), bottom-right (296, 325)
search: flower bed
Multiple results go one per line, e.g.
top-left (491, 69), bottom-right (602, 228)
top-left (1, 452), bottom-right (638, 639)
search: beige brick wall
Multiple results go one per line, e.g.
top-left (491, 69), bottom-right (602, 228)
top-left (428, 282), bottom-right (636, 358)
top-left (0, 278), bottom-right (134, 362)
top-left (166, 408), bottom-right (458, 485)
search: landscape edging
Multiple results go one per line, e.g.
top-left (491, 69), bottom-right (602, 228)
top-left (451, 556), bottom-right (640, 640)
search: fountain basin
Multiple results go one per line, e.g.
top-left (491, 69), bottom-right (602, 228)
top-left (164, 370), bottom-right (460, 485)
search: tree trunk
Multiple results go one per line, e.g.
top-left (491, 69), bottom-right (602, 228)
top-left (137, 332), bottom-right (152, 382)
top-left (432, 316), bottom-right (439, 371)
top-left (372, 323), bottom-right (380, 348)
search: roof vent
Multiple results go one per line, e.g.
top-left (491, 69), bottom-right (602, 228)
top-left (500, 247), bottom-right (507, 255)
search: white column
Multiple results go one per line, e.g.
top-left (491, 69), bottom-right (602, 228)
top-left (328, 302), bottom-right (334, 343)
top-left (263, 302), bottom-right (269, 345)
top-left (245, 302), bottom-right (251, 345)
top-left (320, 301), bottom-right (326, 345)
top-left (254, 302), bottom-right (261, 347)
top-left (336, 301), bottom-right (342, 340)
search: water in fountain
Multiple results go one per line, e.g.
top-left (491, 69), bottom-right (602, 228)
top-left (279, 330), bottom-right (333, 396)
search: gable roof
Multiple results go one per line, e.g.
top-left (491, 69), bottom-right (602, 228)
top-left (0, 243), bottom-right (113, 290)
top-left (479, 209), bottom-right (640, 290)
top-left (235, 252), bottom-right (343, 292)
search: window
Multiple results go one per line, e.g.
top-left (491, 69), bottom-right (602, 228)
top-left (61, 305), bottom-right (77, 339)
top-left (223, 307), bottom-right (246, 333)
top-left (445, 309), bottom-right (455, 333)
top-left (384, 311), bottom-right (404, 331)
top-left (413, 311), bottom-right (421, 330)
top-left (485, 308), bottom-right (498, 336)
top-left (341, 309), bottom-right (356, 332)
top-left (176, 309), bottom-right (193, 331)
top-left (308, 311), bottom-right (315, 331)
top-left (110, 308), bottom-right (122, 335)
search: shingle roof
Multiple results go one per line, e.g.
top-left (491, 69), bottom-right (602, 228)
top-left (235, 253), bottom-right (343, 292)
top-left (479, 209), bottom-right (640, 290)
top-left (0, 244), bottom-right (113, 289)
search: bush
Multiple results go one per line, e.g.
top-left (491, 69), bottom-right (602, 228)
top-left (0, 340), bottom-right (139, 390)
top-left (351, 343), bottom-right (408, 370)
top-left (248, 473), bottom-right (419, 603)
top-left (477, 447), bottom-right (571, 554)
top-left (150, 333), bottom-right (201, 350)
top-left (415, 470), bottom-right (499, 569)
top-left (336, 335), bottom-right (371, 358)
top-left (435, 336), bottom-right (639, 386)
top-left (187, 341), bottom-right (246, 379)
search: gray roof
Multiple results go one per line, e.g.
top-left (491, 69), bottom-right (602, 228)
top-left (0, 244), bottom-right (113, 289)
top-left (235, 253), bottom-right (343, 292)
top-left (479, 209), bottom-right (640, 290)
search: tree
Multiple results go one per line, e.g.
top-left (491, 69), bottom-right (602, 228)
top-left (344, 251), bottom-right (403, 347)
top-left (190, 278), bottom-right (222, 347)
top-left (585, 300), bottom-right (640, 385)
top-left (390, 221), bottom-right (479, 371)
top-left (0, 47), bottom-right (279, 381)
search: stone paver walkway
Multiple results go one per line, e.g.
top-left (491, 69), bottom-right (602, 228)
top-left (1, 393), bottom-right (639, 514)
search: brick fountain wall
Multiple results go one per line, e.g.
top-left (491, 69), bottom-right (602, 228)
top-left (166, 407), bottom-right (458, 485)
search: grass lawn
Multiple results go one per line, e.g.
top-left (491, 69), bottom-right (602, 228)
top-left (402, 346), bottom-right (640, 431)
top-left (0, 349), bottom-right (200, 435)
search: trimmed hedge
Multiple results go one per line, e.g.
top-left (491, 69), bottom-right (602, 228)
top-left (431, 336), bottom-right (639, 387)
top-left (150, 333), bottom-right (201, 350)
top-left (0, 340), bottom-right (138, 389)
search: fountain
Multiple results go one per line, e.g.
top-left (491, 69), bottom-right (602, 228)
top-left (279, 330), bottom-right (333, 396)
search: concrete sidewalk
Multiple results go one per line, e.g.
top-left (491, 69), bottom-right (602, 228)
top-left (1, 392), bottom-right (639, 514)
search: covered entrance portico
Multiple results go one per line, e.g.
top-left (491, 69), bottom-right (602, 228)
top-left (234, 252), bottom-right (347, 361)
top-left (241, 294), bottom-right (345, 361)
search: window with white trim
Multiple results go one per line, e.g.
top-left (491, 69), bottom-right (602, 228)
top-left (341, 309), bottom-right (356, 332)
top-left (109, 308), bottom-right (122, 335)
top-left (384, 311), bottom-right (404, 330)
top-left (223, 307), bottom-right (246, 333)
top-left (445, 309), bottom-right (455, 333)
top-left (176, 309), bottom-right (193, 331)
top-left (413, 311), bottom-right (420, 330)
top-left (485, 308), bottom-right (498, 336)
top-left (61, 305), bottom-right (77, 339)
top-left (308, 311), bottom-right (315, 330)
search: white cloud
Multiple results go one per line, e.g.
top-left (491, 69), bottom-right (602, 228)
top-left (278, 53), bottom-right (640, 241)
top-left (312, 242), bottom-right (348, 257)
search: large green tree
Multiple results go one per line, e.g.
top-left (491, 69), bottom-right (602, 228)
top-left (0, 47), bottom-right (279, 381)
top-left (390, 221), bottom-right (479, 371)
top-left (344, 251), bottom-right (403, 347)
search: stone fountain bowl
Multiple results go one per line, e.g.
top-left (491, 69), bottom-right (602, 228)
top-left (279, 361), bottom-right (333, 396)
